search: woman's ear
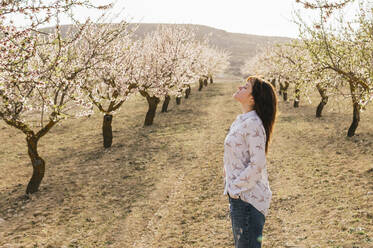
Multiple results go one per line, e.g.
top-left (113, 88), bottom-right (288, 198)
top-left (249, 95), bottom-right (255, 105)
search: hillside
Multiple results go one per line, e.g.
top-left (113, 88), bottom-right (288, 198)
top-left (132, 24), bottom-right (292, 77)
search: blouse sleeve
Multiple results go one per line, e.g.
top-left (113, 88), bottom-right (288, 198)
top-left (231, 122), bottom-right (266, 194)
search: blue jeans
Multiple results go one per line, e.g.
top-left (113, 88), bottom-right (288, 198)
top-left (228, 194), bottom-right (265, 248)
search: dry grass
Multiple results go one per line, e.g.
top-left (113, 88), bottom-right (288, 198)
top-left (0, 80), bottom-right (372, 248)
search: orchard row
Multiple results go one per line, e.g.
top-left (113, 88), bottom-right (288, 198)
top-left (0, 1), bottom-right (230, 194)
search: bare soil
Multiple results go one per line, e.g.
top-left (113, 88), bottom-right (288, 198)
top-left (0, 80), bottom-right (372, 248)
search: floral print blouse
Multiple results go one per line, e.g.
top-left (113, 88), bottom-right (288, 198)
top-left (223, 110), bottom-right (272, 216)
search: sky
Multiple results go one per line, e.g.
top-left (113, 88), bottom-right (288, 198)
top-left (115, 0), bottom-right (301, 38)
top-left (9, 0), bottom-right (363, 39)
top-left (68, 0), bottom-right (306, 38)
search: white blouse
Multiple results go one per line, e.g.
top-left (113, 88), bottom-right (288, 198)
top-left (223, 110), bottom-right (272, 216)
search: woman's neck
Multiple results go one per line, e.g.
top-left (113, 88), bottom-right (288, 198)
top-left (240, 103), bottom-right (254, 114)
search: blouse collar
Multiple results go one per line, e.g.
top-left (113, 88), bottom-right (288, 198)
top-left (238, 110), bottom-right (257, 121)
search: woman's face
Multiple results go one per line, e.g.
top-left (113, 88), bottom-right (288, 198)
top-left (233, 80), bottom-right (254, 106)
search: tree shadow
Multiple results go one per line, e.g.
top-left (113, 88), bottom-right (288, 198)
top-left (0, 101), bottom-right (207, 238)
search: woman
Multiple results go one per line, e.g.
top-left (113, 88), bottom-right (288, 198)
top-left (223, 76), bottom-right (277, 248)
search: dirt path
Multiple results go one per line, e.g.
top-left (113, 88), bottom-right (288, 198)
top-left (111, 83), bottom-right (237, 248)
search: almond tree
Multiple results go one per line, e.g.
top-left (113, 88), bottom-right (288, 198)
top-left (296, 2), bottom-right (373, 136)
top-left (0, 0), bottom-right (110, 27)
top-left (73, 21), bottom-right (139, 148)
top-left (242, 39), bottom-right (357, 118)
top-left (241, 45), bottom-right (290, 100)
top-left (282, 42), bottom-right (345, 113)
top-left (0, 2), bottom-right (116, 194)
top-left (167, 38), bottom-right (204, 108)
top-left (269, 41), bottom-right (317, 107)
top-left (295, 0), bottom-right (355, 17)
top-left (198, 44), bottom-right (230, 90)
top-left (159, 27), bottom-right (199, 110)
top-left (135, 25), bottom-right (201, 126)
top-left (205, 46), bottom-right (230, 84)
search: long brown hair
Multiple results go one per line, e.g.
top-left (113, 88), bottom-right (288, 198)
top-left (247, 76), bottom-right (277, 154)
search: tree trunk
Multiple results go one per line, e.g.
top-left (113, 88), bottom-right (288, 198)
top-left (279, 83), bottom-right (284, 96)
top-left (316, 84), bottom-right (328, 118)
top-left (203, 77), bottom-right (208, 86)
top-left (26, 136), bottom-right (45, 194)
top-left (185, 85), bottom-right (191, 99)
top-left (348, 102), bottom-right (360, 137)
top-left (198, 78), bottom-right (203, 91)
top-left (316, 100), bottom-right (327, 117)
top-left (103, 114), bottom-right (113, 148)
top-left (283, 91), bottom-right (287, 101)
top-left (161, 95), bottom-right (170, 113)
top-left (293, 99), bottom-right (299, 108)
top-left (347, 83), bottom-right (360, 137)
top-left (271, 78), bottom-right (276, 89)
top-left (144, 95), bottom-right (160, 126)
top-left (293, 88), bottom-right (300, 108)
top-left (282, 82), bottom-right (289, 101)
top-left (176, 96), bottom-right (181, 105)
top-left (209, 76), bottom-right (213, 84)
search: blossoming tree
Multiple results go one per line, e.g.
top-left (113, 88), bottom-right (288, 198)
top-left (73, 21), bottom-right (139, 148)
top-left (135, 25), bottom-right (203, 125)
top-left (0, 1), bottom-right (118, 194)
top-left (296, 2), bottom-right (373, 136)
top-left (197, 44), bottom-right (230, 91)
